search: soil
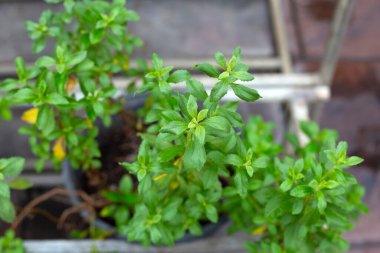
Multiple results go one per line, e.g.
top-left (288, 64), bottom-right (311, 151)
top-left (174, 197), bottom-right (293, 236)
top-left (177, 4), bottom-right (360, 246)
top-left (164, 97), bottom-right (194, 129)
top-left (83, 108), bottom-right (142, 195)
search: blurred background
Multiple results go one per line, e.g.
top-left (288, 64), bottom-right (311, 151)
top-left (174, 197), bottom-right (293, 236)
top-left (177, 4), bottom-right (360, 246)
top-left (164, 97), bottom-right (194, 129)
top-left (0, 0), bottom-right (379, 252)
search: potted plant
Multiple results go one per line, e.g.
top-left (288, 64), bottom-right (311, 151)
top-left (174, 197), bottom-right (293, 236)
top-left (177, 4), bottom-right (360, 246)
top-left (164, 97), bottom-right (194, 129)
top-left (0, 0), bottom-right (147, 241)
top-left (100, 49), bottom-right (367, 252)
top-left (227, 119), bottom-right (367, 252)
top-left (1, 0), bottom-right (143, 172)
top-left (0, 0), bottom-right (366, 252)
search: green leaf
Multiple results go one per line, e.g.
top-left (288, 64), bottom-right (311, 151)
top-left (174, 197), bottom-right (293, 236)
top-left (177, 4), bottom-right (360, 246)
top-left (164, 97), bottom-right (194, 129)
top-left (90, 29), bottom-right (104, 44)
top-left (232, 47), bottom-right (242, 60)
top-left (185, 95), bottom-right (198, 119)
top-left (32, 38), bottom-right (46, 53)
top-left (0, 157), bottom-right (25, 177)
top-left (294, 159), bottom-right (304, 172)
top-left (214, 51), bottom-right (227, 69)
top-left (202, 116), bottom-right (229, 131)
top-left (0, 197), bottom-right (15, 223)
top-left (150, 226), bottom-right (162, 243)
top-left (246, 165), bottom-right (254, 177)
top-left (226, 154), bottom-right (243, 166)
top-left (8, 178), bottom-right (32, 190)
top-left (265, 194), bottom-right (291, 217)
top-left (137, 169), bottom-right (146, 181)
top-left (15, 57), bottom-right (26, 78)
top-left (312, 162), bottom-right (322, 179)
top-left (300, 121), bottom-right (319, 139)
top-left (36, 56), bottom-right (56, 68)
top-left (197, 109), bottom-right (208, 122)
top-left (67, 51), bottom-right (87, 66)
top-left (346, 156), bottom-right (364, 166)
top-left (76, 59), bottom-right (95, 72)
top-left (320, 180), bottom-right (339, 189)
top-left (159, 146), bottom-right (183, 162)
top-left (0, 181), bottom-right (10, 198)
top-left (232, 71), bottom-right (254, 81)
top-left (161, 110), bottom-right (183, 122)
top-left (12, 88), bottom-right (37, 103)
top-left (36, 105), bottom-right (55, 135)
top-left (194, 63), bottom-right (220, 78)
top-left (206, 205), bottom-right (218, 223)
top-left (125, 10), bottom-right (140, 21)
top-left (253, 157), bottom-right (268, 169)
top-left (189, 221), bottom-right (202, 236)
top-left (209, 81), bottom-right (228, 102)
top-left (119, 176), bottom-right (133, 193)
top-left (167, 70), bottom-right (190, 83)
top-left (160, 121), bottom-right (188, 135)
top-left (45, 93), bottom-right (69, 105)
top-left (234, 170), bottom-right (248, 197)
top-left (194, 125), bottom-right (206, 144)
top-left (230, 83), bottom-right (261, 102)
top-left (163, 199), bottom-right (182, 221)
top-left (186, 80), bottom-right (208, 101)
top-left (284, 222), bottom-right (308, 251)
top-left (184, 139), bottom-right (206, 171)
top-left (280, 179), bottom-right (293, 192)
top-left (317, 191), bottom-right (327, 213)
top-left (152, 53), bottom-right (163, 70)
top-left (271, 243), bottom-right (283, 253)
top-left (292, 199), bottom-right (304, 215)
top-left (290, 185), bottom-right (314, 198)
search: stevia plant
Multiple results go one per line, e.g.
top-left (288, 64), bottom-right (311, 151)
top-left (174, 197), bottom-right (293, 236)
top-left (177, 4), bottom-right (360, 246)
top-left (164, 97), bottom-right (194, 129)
top-left (228, 120), bottom-right (367, 253)
top-left (101, 48), bottom-right (366, 251)
top-left (0, 0), bottom-right (143, 171)
top-left (101, 48), bottom-right (262, 245)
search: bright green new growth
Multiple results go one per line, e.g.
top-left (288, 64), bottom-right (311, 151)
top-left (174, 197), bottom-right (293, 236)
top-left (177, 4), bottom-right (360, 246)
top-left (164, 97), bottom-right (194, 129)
top-left (0, 0), bottom-right (142, 171)
top-left (0, 157), bottom-right (28, 223)
top-left (0, 230), bottom-right (25, 253)
top-left (102, 49), bottom-right (366, 252)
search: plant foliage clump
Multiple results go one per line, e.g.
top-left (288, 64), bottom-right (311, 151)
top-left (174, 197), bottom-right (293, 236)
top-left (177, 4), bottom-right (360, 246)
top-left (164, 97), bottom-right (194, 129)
top-left (0, 0), bottom-right (143, 171)
top-left (0, 157), bottom-right (28, 223)
top-left (99, 48), bottom-right (367, 253)
top-left (0, 230), bottom-right (25, 253)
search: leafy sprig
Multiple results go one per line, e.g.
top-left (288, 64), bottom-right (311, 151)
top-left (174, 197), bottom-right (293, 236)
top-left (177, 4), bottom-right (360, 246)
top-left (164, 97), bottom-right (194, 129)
top-left (107, 50), bottom-right (365, 252)
top-left (113, 48), bottom-right (262, 245)
top-left (0, 157), bottom-right (29, 223)
top-left (1, 0), bottom-right (143, 171)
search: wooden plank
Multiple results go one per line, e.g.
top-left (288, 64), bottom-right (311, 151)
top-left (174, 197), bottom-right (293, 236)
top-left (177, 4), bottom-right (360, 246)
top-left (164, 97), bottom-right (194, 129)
top-left (21, 173), bottom-right (63, 187)
top-left (319, 0), bottom-right (355, 86)
top-left (112, 73), bottom-right (321, 89)
top-left (113, 73), bottom-right (330, 102)
top-left (269, 0), bottom-right (292, 73)
top-left (0, 57), bottom-right (282, 76)
top-left (23, 235), bottom-right (251, 253)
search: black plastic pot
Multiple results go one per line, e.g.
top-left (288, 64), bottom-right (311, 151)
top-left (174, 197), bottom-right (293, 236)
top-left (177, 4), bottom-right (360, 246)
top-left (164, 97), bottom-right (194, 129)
top-left (62, 94), bottom-right (227, 243)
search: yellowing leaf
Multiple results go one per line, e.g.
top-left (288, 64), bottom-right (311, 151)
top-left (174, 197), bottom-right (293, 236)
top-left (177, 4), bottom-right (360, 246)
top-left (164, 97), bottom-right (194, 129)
top-left (251, 226), bottom-right (267, 235)
top-left (53, 137), bottom-right (66, 161)
top-left (21, 108), bottom-right (39, 124)
top-left (85, 118), bottom-right (93, 129)
top-left (66, 75), bottom-right (77, 94)
top-left (170, 181), bottom-right (179, 190)
top-left (154, 173), bottom-right (167, 181)
top-left (122, 61), bottom-right (129, 70)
